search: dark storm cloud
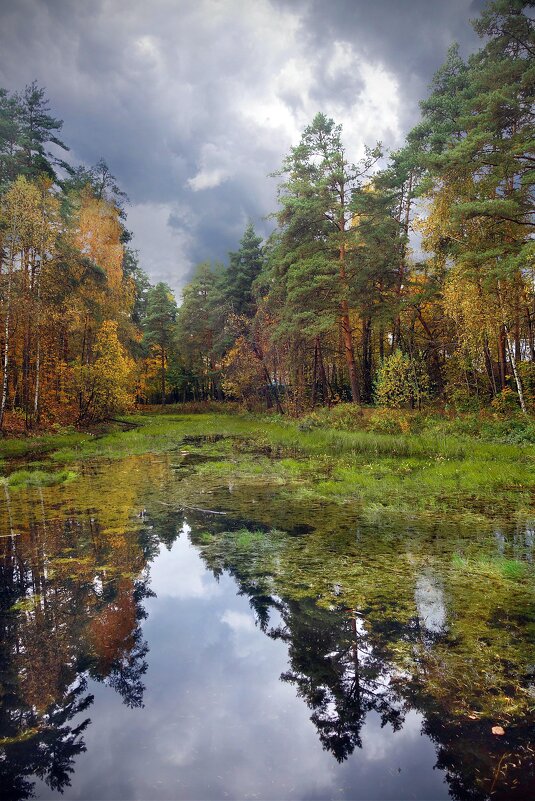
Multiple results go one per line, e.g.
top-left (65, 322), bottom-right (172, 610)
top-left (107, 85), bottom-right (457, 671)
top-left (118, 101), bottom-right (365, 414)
top-left (275, 0), bottom-right (485, 129)
top-left (0, 0), bottom-right (485, 292)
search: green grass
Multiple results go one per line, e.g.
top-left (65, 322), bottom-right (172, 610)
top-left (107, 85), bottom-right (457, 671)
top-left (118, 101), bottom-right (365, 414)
top-left (0, 430), bottom-right (91, 460)
top-left (3, 468), bottom-right (78, 488)
top-left (452, 553), bottom-right (531, 581)
top-left (3, 410), bottom-right (532, 465)
top-left (2, 410), bottom-right (535, 521)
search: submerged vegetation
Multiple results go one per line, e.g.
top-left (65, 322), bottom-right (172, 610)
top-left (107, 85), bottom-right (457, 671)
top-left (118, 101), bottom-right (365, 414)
top-left (0, 412), bottom-right (533, 798)
top-left (2, 467), bottom-right (77, 488)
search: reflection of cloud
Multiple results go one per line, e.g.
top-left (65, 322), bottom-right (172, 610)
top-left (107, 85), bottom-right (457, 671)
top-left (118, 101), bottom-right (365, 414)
top-left (220, 609), bottom-right (256, 632)
top-left (415, 572), bottom-right (447, 634)
top-left (362, 709), bottom-right (425, 763)
top-left (149, 525), bottom-right (223, 600)
top-left (55, 535), bottom-right (449, 800)
top-left (221, 608), bottom-right (260, 658)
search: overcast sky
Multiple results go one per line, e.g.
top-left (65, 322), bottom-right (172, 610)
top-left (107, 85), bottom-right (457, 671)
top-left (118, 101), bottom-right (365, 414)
top-left (0, 0), bottom-right (485, 295)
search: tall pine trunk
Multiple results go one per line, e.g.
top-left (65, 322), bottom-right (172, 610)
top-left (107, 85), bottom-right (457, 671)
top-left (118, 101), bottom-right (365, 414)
top-left (0, 243), bottom-right (15, 432)
top-left (161, 347), bottom-right (166, 406)
top-left (339, 243), bottom-right (360, 403)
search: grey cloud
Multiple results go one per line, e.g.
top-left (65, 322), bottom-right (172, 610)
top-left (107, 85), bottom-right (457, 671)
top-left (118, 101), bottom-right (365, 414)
top-left (275, 0), bottom-right (485, 129)
top-left (0, 0), bottom-right (485, 292)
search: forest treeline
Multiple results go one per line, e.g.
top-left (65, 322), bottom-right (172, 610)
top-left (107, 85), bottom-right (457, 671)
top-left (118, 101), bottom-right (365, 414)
top-left (0, 0), bottom-right (534, 430)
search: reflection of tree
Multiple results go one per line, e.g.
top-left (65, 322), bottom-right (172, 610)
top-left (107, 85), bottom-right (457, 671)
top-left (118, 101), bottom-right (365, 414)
top-left (404, 662), bottom-right (535, 801)
top-left (191, 519), bottom-right (535, 798)
top-left (271, 600), bottom-right (404, 761)
top-left (89, 578), bottom-right (153, 708)
top-left (190, 519), bottom-right (406, 763)
top-left (0, 675), bottom-right (92, 800)
top-left (0, 502), bottom-right (159, 799)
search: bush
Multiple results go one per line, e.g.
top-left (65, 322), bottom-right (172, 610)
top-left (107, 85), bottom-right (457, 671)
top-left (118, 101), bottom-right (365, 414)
top-left (367, 408), bottom-right (424, 434)
top-left (480, 417), bottom-right (535, 444)
top-left (445, 387), bottom-right (484, 414)
top-left (491, 388), bottom-right (520, 415)
top-left (374, 350), bottom-right (430, 409)
top-left (298, 403), bottom-right (364, 432)
top-left (518, 362), bottom-right (535, 410)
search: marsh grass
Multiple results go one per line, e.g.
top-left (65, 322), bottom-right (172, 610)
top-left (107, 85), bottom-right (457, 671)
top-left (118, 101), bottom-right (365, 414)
top-left (0, 431), bottom-right (90, 461)
top-left (2, 411), bottom-right (535, 520)
top-left (3, 468), bottom-right (77, 488)
top-left (451, 553), bottom-right (530, 581)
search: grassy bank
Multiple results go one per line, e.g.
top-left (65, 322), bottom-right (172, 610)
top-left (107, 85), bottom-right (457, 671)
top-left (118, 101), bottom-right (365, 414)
top-left (1, 408), bottom-right (534, 522)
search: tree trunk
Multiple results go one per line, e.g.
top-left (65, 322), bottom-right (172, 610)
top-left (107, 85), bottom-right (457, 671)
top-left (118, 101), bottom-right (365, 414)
top-left (498, 282), bottom-right (527, 414)
top-left (526, 307), bottom-right (535, 361)
top-left (339, 242), bottom-right (360, 403)
top-left (161, 347), bottom-right (166, 405)
top-left (379, 327), bottom-right (384, 362)
top-left (498, 327), bottom-right (507, 390)
top-left (0, 252), bottom-right (14, 431)
top-left (505, 324), bottom-right (528, 414)
top-left (33, 254), bottom-right (43, 423)
top-left (317, 338), bottom-right (331, 406)
top-left (483, 337), bottom-right (497, 397)
top-left (340, 303), bottom-right (360, 403)
top-left (361, 317), bottom-right (373, 403)
top-left (311, 339), bottom-right (318, 407)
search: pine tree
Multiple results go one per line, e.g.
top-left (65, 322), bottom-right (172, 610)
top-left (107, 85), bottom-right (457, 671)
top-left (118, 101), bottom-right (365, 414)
top-left (176, 263), bottom-right (228, 400)
top-left (226, 223), bottom-right (264, 317)
top-left (16, 82), bottom-right (70, 182)
top-left (143, 283), bottom-right (177, 405)
top-left (414, 0), bottom-right (535, 412)
top-left (272, 113), bottom-right (381, 403)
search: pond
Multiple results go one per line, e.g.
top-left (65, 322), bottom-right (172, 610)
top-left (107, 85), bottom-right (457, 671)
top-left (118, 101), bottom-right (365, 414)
top-left (0, 439), bottom-right (534, 800)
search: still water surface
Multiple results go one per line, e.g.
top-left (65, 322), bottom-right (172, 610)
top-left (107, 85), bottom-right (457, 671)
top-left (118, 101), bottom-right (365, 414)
top-left (0, 446), bottom-right (533, 800)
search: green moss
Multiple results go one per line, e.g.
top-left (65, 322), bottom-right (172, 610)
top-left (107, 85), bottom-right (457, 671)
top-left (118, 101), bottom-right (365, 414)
top-left (196, 531), bottom-right (215, 545)
top-left (451, 553), bottom-right (531, 582)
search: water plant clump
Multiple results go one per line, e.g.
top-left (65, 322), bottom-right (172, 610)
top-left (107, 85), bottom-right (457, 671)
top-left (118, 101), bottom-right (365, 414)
top-left (2, 468), bottom-right (77, 488)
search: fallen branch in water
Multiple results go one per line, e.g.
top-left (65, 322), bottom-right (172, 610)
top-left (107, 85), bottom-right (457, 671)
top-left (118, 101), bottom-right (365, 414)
top-left (182, 504), bottom-right (227, 515)
top-left (156, 500), bottom-right (227, 515)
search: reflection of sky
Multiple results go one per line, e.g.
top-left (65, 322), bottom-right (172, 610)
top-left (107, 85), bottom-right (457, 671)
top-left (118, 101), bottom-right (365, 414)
top-left (415, 572), bottom-right (447, 635)
top-left (32, 531), bottom-right (449, 800)
top-left (149, 524), bottom-right (224, 601)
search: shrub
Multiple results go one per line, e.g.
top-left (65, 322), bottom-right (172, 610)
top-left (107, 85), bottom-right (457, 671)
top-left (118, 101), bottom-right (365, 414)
top-left (367, 408), bottom-right (423, 434)
top-left (518, 361), bottom-right (535, 410)
top-left (374, 350), bottom-right (430, 409)
top-left (445, 387), bottom-right (484, 413)
top-left (491, 388), bottom-right (520, 416)
top-left (480, 416), bottom-right (535, 444)
top-left (297, 403), bottom-right (364, 432)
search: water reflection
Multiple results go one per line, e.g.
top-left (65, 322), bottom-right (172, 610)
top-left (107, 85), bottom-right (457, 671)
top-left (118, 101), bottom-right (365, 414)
top-left (0, 452), bottom-right (533, 799)
top-left (0, 495), bottom-right (155, 798)
top-left (414, 571), bottom-right (446, 635)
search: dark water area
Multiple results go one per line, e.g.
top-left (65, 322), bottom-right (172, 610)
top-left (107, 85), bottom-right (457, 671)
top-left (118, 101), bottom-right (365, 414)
top-left (0, 448), bottom-right (534, 800)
